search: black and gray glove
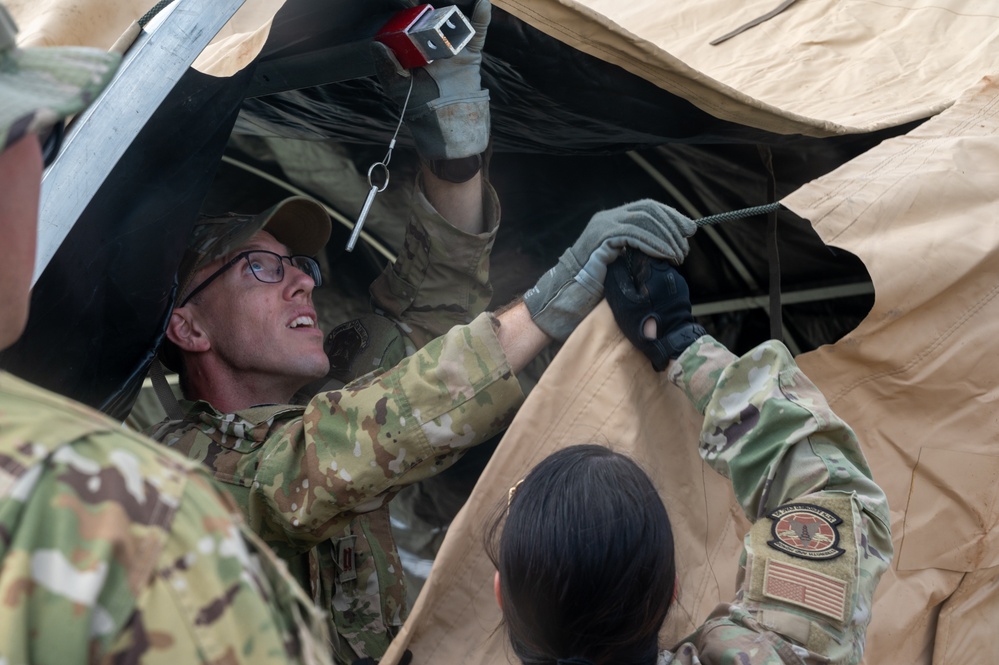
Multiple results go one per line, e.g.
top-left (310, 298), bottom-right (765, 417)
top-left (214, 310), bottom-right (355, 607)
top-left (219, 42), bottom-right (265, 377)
top-left (371, 0), bottom-right (491, 162)
top-left (604, 251), bottom-right (706, 371)
top-left (523, 200), bottom-right (697, 341)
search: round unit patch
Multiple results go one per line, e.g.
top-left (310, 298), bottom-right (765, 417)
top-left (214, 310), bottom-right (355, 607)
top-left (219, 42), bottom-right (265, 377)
top-left (767, 503), bottom-right (845, 560)
top-left (326, 319), bottom-right (369, 373)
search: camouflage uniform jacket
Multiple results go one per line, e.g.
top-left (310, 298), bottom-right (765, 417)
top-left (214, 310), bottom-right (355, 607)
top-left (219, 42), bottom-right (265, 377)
top-left (149, 180), bottom-right (523, 665)
top-left (316, 176), bottom-right (501, 392)
top-left (660, 337), bottom-right (892, 665)
top-left (0, 371), bottom-right (331, 665)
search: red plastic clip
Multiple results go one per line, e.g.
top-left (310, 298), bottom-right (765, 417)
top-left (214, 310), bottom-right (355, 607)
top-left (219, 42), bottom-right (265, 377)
top-left (375, 4), bottom-right (473, 69)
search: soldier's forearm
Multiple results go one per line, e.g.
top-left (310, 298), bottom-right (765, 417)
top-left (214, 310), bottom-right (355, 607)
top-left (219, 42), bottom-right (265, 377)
top-left (420, 166), bottom-right (485, 234)
top-left (494, 299), bottom-right (553, 374)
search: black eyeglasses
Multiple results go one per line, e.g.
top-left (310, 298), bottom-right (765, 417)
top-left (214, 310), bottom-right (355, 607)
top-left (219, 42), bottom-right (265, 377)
top-left (40, 120), bottom-right (65, 168)
top-left (180, 249), bottom-right (322, 307)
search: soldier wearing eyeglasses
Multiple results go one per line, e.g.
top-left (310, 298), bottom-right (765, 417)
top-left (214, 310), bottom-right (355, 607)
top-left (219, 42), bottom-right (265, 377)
top-left (146, 1), bottom-right (701, 663)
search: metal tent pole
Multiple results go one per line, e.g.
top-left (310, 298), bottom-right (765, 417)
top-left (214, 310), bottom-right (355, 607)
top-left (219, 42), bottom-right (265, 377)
top-left (33, 0), bottom-right (246, 286)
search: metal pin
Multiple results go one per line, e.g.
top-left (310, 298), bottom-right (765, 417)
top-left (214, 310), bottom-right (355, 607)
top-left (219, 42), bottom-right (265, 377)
top-left (347, 162), bottom-right (390, 252)
top-left (347, 185), bottom-right (379, 252)
top-left (347, 78), bottom-right (412, 252)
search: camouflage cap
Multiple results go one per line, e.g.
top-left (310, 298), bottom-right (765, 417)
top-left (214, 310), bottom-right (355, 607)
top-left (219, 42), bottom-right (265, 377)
top-left (176, 196), bottom-right (333, 302)
top-left (160, 196), bottom-right (333, 374)
top-left (0, 3), bottom-right (121, 152)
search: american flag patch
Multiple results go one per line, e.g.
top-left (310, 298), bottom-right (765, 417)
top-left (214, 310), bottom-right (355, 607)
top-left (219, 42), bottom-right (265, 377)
top-left (763, 559), bottom-right (847, 621)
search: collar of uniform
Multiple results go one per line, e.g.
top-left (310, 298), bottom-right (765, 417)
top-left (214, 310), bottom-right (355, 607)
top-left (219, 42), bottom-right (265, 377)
top-left (186, 399), bottom-right (306, 443)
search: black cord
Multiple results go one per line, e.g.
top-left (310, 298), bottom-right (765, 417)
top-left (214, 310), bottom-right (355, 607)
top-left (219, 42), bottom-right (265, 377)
top-left (138, 0), bottom-right (176, 28)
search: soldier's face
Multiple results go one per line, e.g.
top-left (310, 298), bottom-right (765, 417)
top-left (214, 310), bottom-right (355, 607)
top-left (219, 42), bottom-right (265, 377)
top-left (188, 230), bottom-right (330, 396)
top-left (0, 134), bottom-right (42, 351)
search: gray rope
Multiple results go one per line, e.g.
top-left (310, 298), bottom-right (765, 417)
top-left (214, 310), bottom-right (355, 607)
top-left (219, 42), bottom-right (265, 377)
top-left (138, 0), bottom-right (176, 28)
top-left (696, 202), bottom-right (783, 227)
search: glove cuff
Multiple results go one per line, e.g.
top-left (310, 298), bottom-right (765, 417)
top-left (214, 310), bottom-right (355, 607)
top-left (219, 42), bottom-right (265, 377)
top-left (655, 323), bottom-right (708, 370)
top-left (407, 94), bottom-right (490, 160)
top-left (424, 153), bottom-right (483, 183)
top-left (524, 250), bottom-right (602, 341)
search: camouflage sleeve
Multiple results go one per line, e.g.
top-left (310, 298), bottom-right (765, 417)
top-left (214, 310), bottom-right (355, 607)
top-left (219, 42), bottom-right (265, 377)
top-left (0, 425), bottom-right (330, 664)
top-left (664, 336), bottom-right (893, 665)
top-left (247, 312), bottom-right (524, 553)
top-left (367, 175), bottom-right (501, 350)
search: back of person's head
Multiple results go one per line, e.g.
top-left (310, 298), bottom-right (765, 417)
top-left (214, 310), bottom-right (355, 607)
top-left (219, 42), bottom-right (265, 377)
top-left (487, 444), bottom-right (676, 665)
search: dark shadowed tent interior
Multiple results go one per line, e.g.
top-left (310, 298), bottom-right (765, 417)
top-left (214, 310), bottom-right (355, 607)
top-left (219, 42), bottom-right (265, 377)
top-left (5, 1), bottom-right (999, 663)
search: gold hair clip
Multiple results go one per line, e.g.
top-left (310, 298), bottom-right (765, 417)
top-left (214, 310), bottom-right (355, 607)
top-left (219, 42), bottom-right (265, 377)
top-left (507, 478), bottom-right (524, 506)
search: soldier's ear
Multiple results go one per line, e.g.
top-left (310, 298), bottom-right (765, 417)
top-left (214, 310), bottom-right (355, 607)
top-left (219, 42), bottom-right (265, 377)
top-left (167, 307), bottom-right (211, 353)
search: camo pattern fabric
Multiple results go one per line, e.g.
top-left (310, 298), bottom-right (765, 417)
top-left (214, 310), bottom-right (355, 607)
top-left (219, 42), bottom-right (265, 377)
top-left (367, 175), bottom-right (500, 352)
top-left (0, 2), bottom-right (121, 152)
top-left (660, 337), bottom-right (892, 665)
top-left (299, 176), bottom-right (500, 394)
top-left (149, 313), bottom-right (524, 664)
top-left (0, 371), bottom-right (331, 665)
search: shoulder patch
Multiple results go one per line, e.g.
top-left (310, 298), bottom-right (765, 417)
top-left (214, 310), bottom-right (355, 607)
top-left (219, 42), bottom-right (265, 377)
top-left (767, 503), bottom-right (845, 560)
top-left (763, 559), bottom-right (848, 621)
top-left (745, 495), bottom-right (857, 632)
top-left (326, 319), bottom-right (370, 375)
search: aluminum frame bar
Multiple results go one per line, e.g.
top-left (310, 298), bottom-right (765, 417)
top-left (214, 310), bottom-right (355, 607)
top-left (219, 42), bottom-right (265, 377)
top-left (34, 0), bottom-right (246, 286)
top-left (693, 281), bottom-right (873, 316)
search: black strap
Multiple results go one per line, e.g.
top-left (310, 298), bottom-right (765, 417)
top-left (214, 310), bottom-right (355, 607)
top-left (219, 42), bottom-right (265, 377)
top-left (758, 145), bottom-right (783, 342)
top-left (149, 358), bottom-right (185, 421)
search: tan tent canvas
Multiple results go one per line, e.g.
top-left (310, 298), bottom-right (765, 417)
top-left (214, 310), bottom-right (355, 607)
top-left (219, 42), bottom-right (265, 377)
top-left (6, 0), bottom-right (283, 75)
top-left (788, 75), bottom-right (999, 663)
top-left (496, 0), bottom-right (999, 135)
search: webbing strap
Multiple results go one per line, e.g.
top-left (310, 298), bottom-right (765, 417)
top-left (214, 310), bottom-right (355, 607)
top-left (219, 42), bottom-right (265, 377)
top-left (148, 358), bottom-right (185, 421)
top-left (758, 145), bottom-right (784, 342)
top-left (767, 208), bottom-right (782, 341)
